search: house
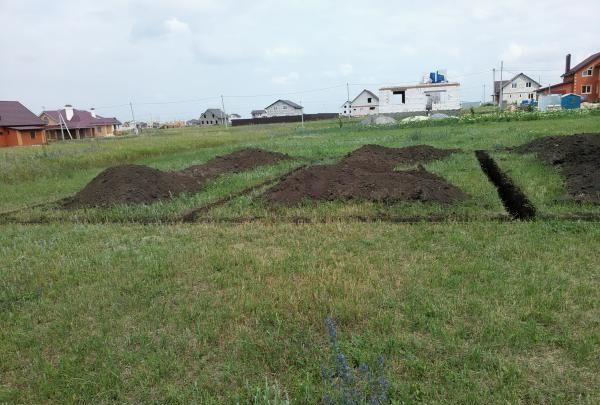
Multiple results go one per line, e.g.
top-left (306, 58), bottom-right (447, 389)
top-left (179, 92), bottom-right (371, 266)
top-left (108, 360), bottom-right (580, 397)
top-left (186, 119), bottom-right (200, 126)
top-left (40, 105), bottom-right (121, 140)
top-left (340, 89), bottom-right (379, 117)
top-left (378, 81), bottom-right (461, 114)
top-left (264, 100), bottom-right (303, 117)
top-left (0, 101), bottom-right (47, 147)
top-left (493, 73), bottom-right (540, 104)
top-left (537, 52), bottom-right (600, 102)
top-left (229, 113), bottom-right (242, 121)
top-left (199, 109), bottom-right (228, 125)
top-left (251, 110), bottom-right (267, 118)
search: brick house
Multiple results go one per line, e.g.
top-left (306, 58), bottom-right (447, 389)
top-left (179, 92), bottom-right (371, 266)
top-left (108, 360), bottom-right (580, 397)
top-left (40, 105), bottom-right (121, 140)
top-left (0, 101), bottom-right (47, 147)
top-left (537, 52), bottom-right (600, 102)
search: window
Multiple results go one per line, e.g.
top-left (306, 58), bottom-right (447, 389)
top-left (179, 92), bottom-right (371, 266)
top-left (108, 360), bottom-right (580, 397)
top-left (583, 67), bottom-right (593, 77)
top-left (526, 82), bottom-right (532, 88)
top-left (369, 107), bottom-right (375, 110)
top-left (512, 83), bottom-right (517, 88)
top-left (425, 91), bottom-right (443, 104)
top-left (282, 105), bottom-right (287, 109)
top-left (529, 93), bottom-right (534, 99)
top-left (30, 131), bottom-right (36, 139)
top-left (367, 97), bottom-right (372, 103)
top-left (392, 90), bottom-right (406, 104)
top-left (582, 85), bottom-right (592, 94)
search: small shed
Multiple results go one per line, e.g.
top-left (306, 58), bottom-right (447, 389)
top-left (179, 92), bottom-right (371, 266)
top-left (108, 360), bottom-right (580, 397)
top-left (561, 93), bottom-right (582, 110)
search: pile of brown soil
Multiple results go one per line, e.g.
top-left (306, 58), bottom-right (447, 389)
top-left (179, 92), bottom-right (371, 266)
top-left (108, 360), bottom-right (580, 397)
top-left (341, 144), bottom-right (458, 170)
top-left (65, 148), bottom-right (290, 208)
top-left (514, 134), bottom-right (600, 203)
top-left (181, 148), bottom-right (290, 179)
top-left (264, 145), bottom-right (465, 205)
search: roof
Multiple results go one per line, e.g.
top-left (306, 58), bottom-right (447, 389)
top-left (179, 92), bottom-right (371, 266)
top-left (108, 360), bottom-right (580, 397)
top-left (494, 80), bottom-right (510, 94)
top-left (494, 73), bottom-right (541, 93)
top-left (41, 108), bottom-right (121, 129)
top-left (563, 51), bottom-right (600, 77)
top-left (380, 82), bottom-right (460, 91)
top-left (7, 126), bottom-right (45, 130)
top-left (0, 101), bottom-right (45, 127)
top-left (202, 108), bottom-right (227, 118)
top-left (264, 99), bottom-right (303, 110)
top-left (251, 109), bottom-right (266, 114)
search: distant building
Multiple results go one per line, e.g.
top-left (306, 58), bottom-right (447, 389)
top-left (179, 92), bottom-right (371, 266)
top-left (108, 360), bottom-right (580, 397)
top-left (0, 101), bottom-right (47, 147)
top-left (40, 105), bottom-right (121, 140)
top-left (493, 73), bottom-right (540, 105)
top-left (199, 109), bottom-right (228, 125)
top-left (264, 100), bottom-right (303, 117)
top-left (251, 109), bottom-right (267, 118)
top-left (378, 82), bottom-right (461, 114)
top-left (229, 113), bottom-right (242, 121)
top-left (537, 52), bottom-right (600, 102)
top-left (341, 89), bottom-right (379, 117)
top-left (186, 119), bottom-right (200, 126)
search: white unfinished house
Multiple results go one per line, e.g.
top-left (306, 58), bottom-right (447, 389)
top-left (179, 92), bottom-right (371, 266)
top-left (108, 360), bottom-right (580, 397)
top-left (340, 89), bottom-right (379, 117)
top-left (494, 73), bottom-right (540, 105)
top-left (264, 100), bottom-right (303, 117)
top-left (378, 82), bottom-right (461, 114)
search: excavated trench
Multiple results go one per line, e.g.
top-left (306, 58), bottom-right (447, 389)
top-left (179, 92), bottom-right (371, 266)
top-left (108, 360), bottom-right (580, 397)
top-left (476, 150), bottom-right (536, 220)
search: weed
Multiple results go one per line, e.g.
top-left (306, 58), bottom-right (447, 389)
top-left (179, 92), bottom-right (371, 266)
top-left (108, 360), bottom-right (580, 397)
top-left (321, 317), bottom-right (390, 405)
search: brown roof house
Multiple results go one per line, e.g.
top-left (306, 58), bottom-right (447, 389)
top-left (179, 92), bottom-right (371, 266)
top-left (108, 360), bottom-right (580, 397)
top-left (0, 101), bottom-right (47, 147)
top-left (40, 105), bottom-right (121, 140)
top-left (537, 52), bottom-right (600, 102)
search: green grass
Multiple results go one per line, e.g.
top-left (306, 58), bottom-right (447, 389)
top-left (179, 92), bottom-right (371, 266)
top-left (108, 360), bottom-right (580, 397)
top-left (1, 114), bottom-right (600, 404)
top-left (1, 222), bottom-right (600, 404)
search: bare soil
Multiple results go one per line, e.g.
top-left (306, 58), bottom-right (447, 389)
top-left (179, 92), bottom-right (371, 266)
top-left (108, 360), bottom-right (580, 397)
top-left (64, 148), bottom-right (290, 208)
top-left (264, 145), bottom-right (465, 205)
top-left (514, 134), bottom-right (600, 203)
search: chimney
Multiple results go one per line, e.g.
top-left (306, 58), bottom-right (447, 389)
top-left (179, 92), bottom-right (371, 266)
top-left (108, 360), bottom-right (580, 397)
top-left (65, 104), bottom-right (74, 121)
top-left (90, 108), bottom-right (96, 118)
top-left (565, 54), bottom-right (572, 75)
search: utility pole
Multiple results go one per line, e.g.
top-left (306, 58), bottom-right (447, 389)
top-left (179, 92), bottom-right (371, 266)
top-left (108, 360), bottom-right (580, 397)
top-left (221, 95), bottom-right (228, 129)
top-left (300, 99), bottom-right (304, 129)
top-left (492, 68), bottom-right (496, 105)
top-left (129, 102), bottom-right (138, 134)
top-left (346, 82), bottom-right (350, 103)
top-left (499, 61), bottom-right (504, 111)
top-left (483, 84), bottom-right (486, 104)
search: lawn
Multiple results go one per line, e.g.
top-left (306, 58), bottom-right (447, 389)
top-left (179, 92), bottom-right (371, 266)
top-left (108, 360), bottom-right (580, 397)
top-left (1, 114), bottom-right (600, 404)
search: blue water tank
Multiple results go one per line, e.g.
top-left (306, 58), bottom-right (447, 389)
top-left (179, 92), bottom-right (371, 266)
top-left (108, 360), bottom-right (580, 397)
top-left (561, 93), bottom-right (581, 110)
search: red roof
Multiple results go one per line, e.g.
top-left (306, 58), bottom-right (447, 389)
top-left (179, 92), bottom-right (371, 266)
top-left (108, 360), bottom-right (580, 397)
top-left (0, 101), bottom-right (45, 127)
top-left (42, 108), bottom-right (121, 129)
top-left (563, 51), bottom-right (600, 77)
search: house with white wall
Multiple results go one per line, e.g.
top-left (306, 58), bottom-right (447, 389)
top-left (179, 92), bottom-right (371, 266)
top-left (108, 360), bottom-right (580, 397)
top-left (340, 89), bottom-right (379, 117)
top-left (493, 73), bottom-right (540, 105)
top-left (264, 100), bottom-right (303, 117)
top-left (378, 82), bottom-right (461, 114)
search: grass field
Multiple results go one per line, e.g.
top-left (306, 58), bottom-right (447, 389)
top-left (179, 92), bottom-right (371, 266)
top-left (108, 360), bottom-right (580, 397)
top-left (1, 114), bottom-right (600, 404)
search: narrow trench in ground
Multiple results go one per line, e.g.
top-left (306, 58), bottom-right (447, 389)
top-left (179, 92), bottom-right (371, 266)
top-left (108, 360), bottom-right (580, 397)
top-left (475, 150), bottom-right (536, 220)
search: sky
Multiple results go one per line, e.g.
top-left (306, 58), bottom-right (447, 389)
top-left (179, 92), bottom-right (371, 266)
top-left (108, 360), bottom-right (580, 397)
top-left (1, 0), bottom-right (599, 122)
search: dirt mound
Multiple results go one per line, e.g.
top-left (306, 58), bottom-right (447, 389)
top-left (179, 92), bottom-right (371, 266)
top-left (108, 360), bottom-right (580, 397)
top-left (341, 144), bottom-right (458, 171)
top-left (264, 145), bottom-right (464, 205)
top-left (514, 134), bottom-right (600, 203)
top-left (64, 165), bottom-right (204, 208)
top-left (66, 148), bottom-right (290, 208)
top-left (181, 148), bottom-right (290, 179)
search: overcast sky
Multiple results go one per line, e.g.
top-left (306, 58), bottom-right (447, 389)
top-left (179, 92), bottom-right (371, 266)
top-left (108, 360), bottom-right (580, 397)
top-left (1, 0), bottom-right (598, 121)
